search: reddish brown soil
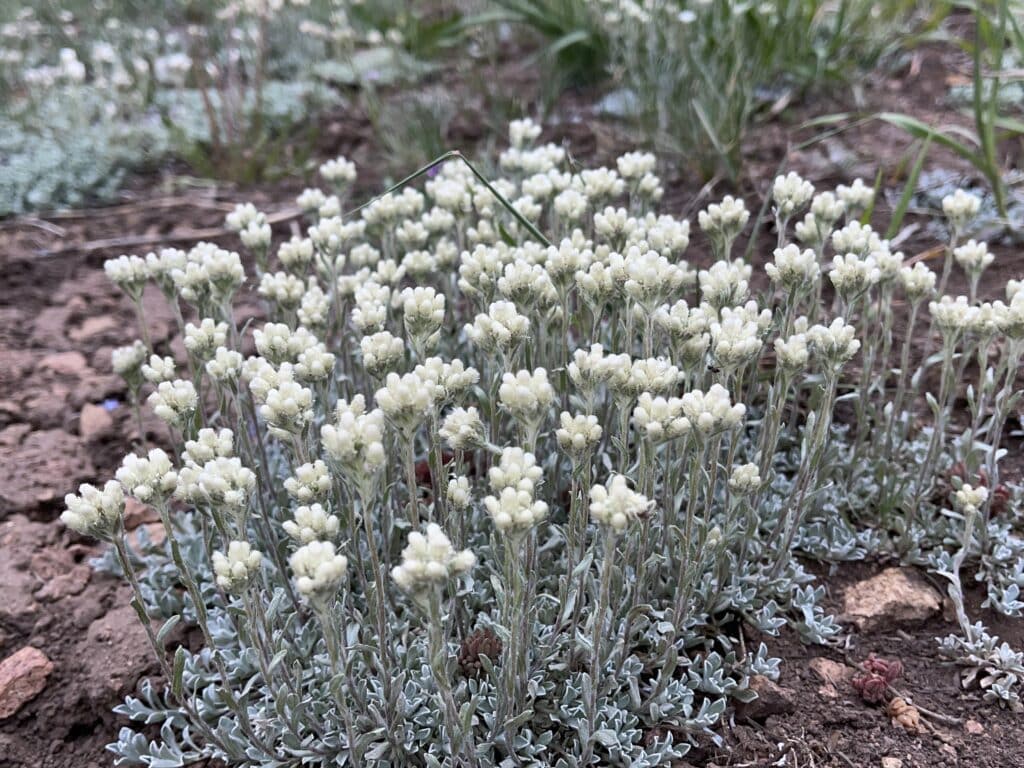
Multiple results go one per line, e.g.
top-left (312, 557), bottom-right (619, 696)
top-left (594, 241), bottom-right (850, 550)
top-left (1, 29), bottom-right (1022, 768)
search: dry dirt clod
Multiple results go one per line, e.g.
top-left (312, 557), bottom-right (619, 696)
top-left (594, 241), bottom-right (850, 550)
top-left (841, 567), bottom-right (942, 631)
top-left (738, 675), bottom-right (797, 720)
top-left (78, 403), bottom-right (114, 442)
top-left (809, 657), bottom-right (854, 698)
top-left (964, 719), bottom-right (984, 735)
top-left (0, 646), bottom-right (54, 719)
top-left (887, 697), bottom-right (921, 734)
top-left (880, 758), bottom-right (903, 768)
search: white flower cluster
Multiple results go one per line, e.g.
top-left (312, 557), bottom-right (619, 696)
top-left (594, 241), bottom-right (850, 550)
top-left (290, 541), bottom-right (349, 603)
top-left (213, 541), bottom-right (263, 593)
top-left (589, 475), bottom-right (652, 534)
top-left (391, 523), bottom-right (475, 599)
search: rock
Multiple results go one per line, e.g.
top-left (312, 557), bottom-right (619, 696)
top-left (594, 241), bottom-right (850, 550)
top-left (965, 719), bottom-right (984, 735)
top-left (0, 516), bottom-right (50, 632)
top-left (78, 403), bottom-right (114, 442)
top-left (809, 657), bottom-right (854, 698)
top-left (0, 429), bottom-right (94, 515)
top-left (841, 568), bottom-right (941, 631)
top-left (127, 521), bottom-right (167, 550)
top-left (81, 605), bottom-right (155, 700)
top-left (36, 351), bottom-right (88, 377)
top-left (123, 497), bottom-right (158, 530)
top-left (739, 675), bottom-right (796, 720)
top-left (34, 564), bottom-right (91, 602)
top-left (0, 646), bottom-right (53, 719)
top-left (69, 315), bottom-right (119, 343)
top-left (881, 758), bottom-right (903, 768)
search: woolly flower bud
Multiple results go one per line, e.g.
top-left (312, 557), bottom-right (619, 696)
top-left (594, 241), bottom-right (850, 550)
top-left (808, 318), bottom-right (861, 367)
top-left (296, 187), bottom-right (326, 213)
top-left (575, 259), bottom-right (617, 309)
top-left (729, 463), bottom-right (761, 495)
top-left (360, 331), bottom-right (405, 379)
top-left (698, 196), bottom-right (749, 244)
top-left (259, 271), bottom-right (306, 310)
top-left (485, 487), bottom-right (549, 536)
top-left (392, 524), bottom-right (475, 599)
top-left (899, 262), bottom-right (937, 302)
top-left (447, 475), bottom-right (472, 510)
top-left (142, 354), bottom-right (176, 384)
top-left (953, 240), bottom-right (994, 277)
top-left (104, 254), bottom-right (149, 298)
top-left (146, 248), bottom-right (187, 294)
top-left (836, 178), bottom-right (873, 216)
top-left (321, 396), bottom-right (387, 496)
top-left (489, 447), bottom-right (543, 494)
top-left (206, 347), bottom-right (244, 382)
top-left (284, 460), bottom-right (332, 503)
top-left (621, 245), bottom-right (687, 311)
top-left (498, 259), bottom-right (558, 311)
top-left (260, 379), bottom-right (314, 437)
top-left (466, 301), bottom-right (531, 355)
top-left (554, 188), bottom-right (589, 222)
top-left (829, 253), bottom-right (879, 301)
top-left (226, 202), bottom-right (264, 232)
top-left (184, 318), bottom-right (228, 361)
top-left (294, 344), bottom-right (335, 383)
top-left (556, 412), bottom-right (603, 458)
top-left (116, 449), bottom-right (177, 503)
top-left (402, 286), bottom-right (445, 348)
top-left (929, 295), bottom-right (975, 338)
top-left (240, 220), bottom-right (271, 251)
top-left (509, 117), bottom-right (542, 149)
top-left (213, 541), bottom-right (262, 593)
top-left (567, 343), bottom-right (607, 402)
top-left (183, 428), bottom-right (234, 465)
top-left (617, 151), bottom-right (657, 180)
top-left (414, 358), bottom-right (480, 405)
top-left (831, 221), bottom-right (882, 257)
top-left (499, 368), bottom-right (555, 427)
top-left (1008, 280), bottom-right (1023, 302)
top-left (589, 475), bottom-right (652, 534)
top-left (632, 393), bottom-right (690, 443)
top-left (441, 407), bottom-right (486, 451)
top-left (942, 189), bottom-right (981, 232)
top-left (284, 503), bottom-right (340, 544)
top-left (953, 483), bottom-right (988, 514)
top-left (699, 259), bottom-right (751, 309)
top-left (998, 293), bottom-right (1024, 339)
top-left (681, 384), bottom-right (746, 436)
top-left (774, 332), bottom-right (810, 373)
top-left (619, 357), bottom-right (681, 399)
top-left (766, 245), bottom-right (819, 292)
top-left (375, 372), bottom-right (437, 436)
top-left (710, 310), bottom-right (762, 371)
top-left (148, 379), bottom-right (198, 428)
top-left (291, 541), bottom-right (348, 603)
top-left (772, 172), bottom-right (814, 217)
top-left (278, 236), bottom-right (314, 272)
top-left (810, 191), bottom-right (845, 227)
top-left (62, 481), bottom-right (125, 539)
top-left (319, 156), bottom-right (356, 185)
top-left (186, 456), bottom-right (255, 511)
top-left (112, 341), bottom-right (147, 382)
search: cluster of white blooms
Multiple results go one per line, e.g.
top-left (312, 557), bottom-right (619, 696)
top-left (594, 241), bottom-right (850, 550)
top-left (213, 541), bottom-right (263, 593)
top-left (171, 243), bottom-right (245, 308)
top-left (899, 262), bottom-right (937, 302)
top-left (681, 384), bottom-right (746, 436)
top-left (772, 172), bottom-right (814, 217)
top-left (402, 286), bottom-right (445, 349)
top-left (391, 524), bottom-right (475, 599)
top-left (284, 459), bottom-right (332, 503)
top-left (375, 371), bottom-right (437, 436)
top-left (61, 481), bottom-right (125, 539)
top-left (953, 484), bottom-right (989, 514)
top-left (104, 254), bottom-right (150, 299)
top-left (589, 475), bottom-right (652, 534)
top-left (360, 331), bottom-right (405, 378)
top-left (698, 196), bottom-right (749, 249)
top-left (808, 318), bottom-right (861, 367)
top-left (226, 202), bottom-right (264, 232)
top-left (710, 307), bottom-right (763, 371)
top-left (620, 245), bottom-right (689, 311)
top-left (836, 178), bottom-right (873, 216)
top-left (942, 189), bottom-right (981, 232)
top-left (555, 412), bottom-right (603, 458)
top-left (632, 393), bottom-right (690, 442)
top-left (774, 331), bottom-right (810, 373)
top-left (290, 541), bottom-right (349, 603)
top-left (829, 253), bottom-right (880, 301)
top-left (440, 406), bottom-right (486, 450)
top-left (447, 475), bottom-right (472, 510)
top-left (929, 295), bottom-right (975, 338)
top-left (184, 318), bottom-right (229, 360)
top-left (499, 368), bottom-right (555, 429)
top-left (142, 354), bottom-right (176, 384)
top-left (321, 396), bottom-right (387, 495)
top-left (278, 236), bottom-right (315, 272)
top-left (116, 449), bottom-right (178, 504)
top-left (831, 221), bottom-right (883, 257)
top-left (259, 271), bottom-right (307, 309)
top-left (240, 220), bottom-right (272, 252)
top-left (953, 240), bottom-right (994, 277)
top-left (259, 378), bottom-right (314, 437)
top-left (207, 346), bottom-right (244, 382)
top-left (319, 156), bottom-right (356, 185)
top-left (699, 258), bottom-right (751, 309)
top-left (148, 379), bottom-right (198, 428)
top-left (414, 358), bottom-right (479, 404)
top-left (112, 341), bottom-right (148, 381)
top-left (283, 504), bottom-right (340, 544)
top-left (183, 428), bottom-right (235, 465)
top-left (466, 300), bottom-right (531, 355)
top-left (484, 448), bottom-right (547, 535)
top-left (766, 244), bottom-right (819, 291)
top-left (729, 463), bottom-right (761, 495)
top-left (509, 117), bottom-right (542, 149)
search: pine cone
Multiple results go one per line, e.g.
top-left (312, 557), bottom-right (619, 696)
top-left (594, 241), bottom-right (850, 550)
top-left (458, 628), bottom-right (502, 678)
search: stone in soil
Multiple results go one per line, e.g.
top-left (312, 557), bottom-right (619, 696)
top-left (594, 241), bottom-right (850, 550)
top-left (0, 428), bottom-right (94, 515)
top-left (809, 657), bottom-right (855, 698)
top-left (841, 567), bottom-right (942, 631)
top-left (78, 402), bottom-right (114, 442)
top-left (81, 604), bottom-right (156, 701)
top-left (738, 674), bottom-right (796, 720)
top-left (0, 646), bottom-right (53, 719)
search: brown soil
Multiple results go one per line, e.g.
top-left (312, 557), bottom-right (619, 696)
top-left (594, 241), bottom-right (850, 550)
top-left (1, 25), bottom-right (1022, 768)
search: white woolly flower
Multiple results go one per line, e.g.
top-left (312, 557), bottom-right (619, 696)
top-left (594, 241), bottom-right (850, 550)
top-left (291, 541), bottom-right (348, 603)
top-left (810, 191), bottom-right (845, 227)
top-left (556, 412), bottom-right (603, 458)
top-left (576, 259), bottom-right (618, 309)
top-left (447, 476), bottom-right (472, 510)
top-left (828, 253), bottom-right (880, 302)
top-left (142, 355), bottom-right (176, 384)
top-left (509, 117), bottom-right (542, 148)
top-left (62, 481), bottom-right (125, 539)
top-left (116, 449), bottom-right (178, 503)
top-left (112, 341), bottom-right (147, 381)
top-left (260, 379), bottom-right (314, 437)
top-left (148, 379), bottom-right (198, 428)
top-left (489, 447), bottom-right (543, 494)
top-left (618, 357), bottom-right (681, 399)
top-left (942, 189), bottom-right (981, 232)
top-left (589, 475), bottom-right (652, 534)
top-left (284, 460), bottom-right (332, 503)
top-left (710, 309), bottom-right (762, 371)
top-left (184, 318), bottom-right (228, 361)
top-left (414, 358), bottom-right (480, 404)
top-left (766, 245), bottom-right (819, 292)
top-left (554, 188), bottom-right (589, 222)
top-left (104, 254), bottom-right (149, 298)
top-left (191, 456), bottom-right (256, 511)
top-left (321, 396), bottom-right (387, 495)
top-left (681, 384), bottom-right (746, 436)
top-left (567, 344), bottom-right (607, 404)
top-left (206, 347), bottom-right (244, 382)
top-left (699, 259), bottom-right (751, 309)
top-left (899, 262), bottom-right (937, 302)
top-left (350, 281), bottom-right (391, 333)
top-left (296, 188), bottom-right (327, 213)
top-left (594, 206), bottom-right (636, 243)
top-left (183, 428), bottom-right (235, 465)
top-left (375, 372), bottom-right (437, 436)
top-left (319, 156), bottom-right (356, 185)
top-left (774, 332), bottom-right (810, 373)
top-left (953, 240), bottom-right (994, 277)
top-left (498, 259), bottom-right (558, 311)
top-left (466, 300), bottom-right (531, 355)
top-left (621, 245), bottom-right (688, 311)
top-left (772, 172), bottom-right (814, 217)
top-left (632, 394), bottom-right (690, 443)
top-left (441, 407), bottom-right (487, 450)
top-left (617, 151), bottom-right (657, 180)
top-left (212, 541), bottom-right (262, 593)
top-left (873, 247), bottom-right (904, 282)
top-left (808, 318), bottom-right (861, 367)
top-left (485, 487), bottom-right (549, 536)
top-left (225, 202), bottom-right (264, 232)
top-left (240, 220), bottom-right (271, 252)
top-left (836, 178), bottom-right (873, 215)
top-left (458, 243), bottom-right (509, 298)
top-left (360, 331), bottom-right (405, 378)
top-left (953, 484), bottom-right (988, 514)
top-left (294, 344), bottom-right (335, 383)
top-left (278, 236), bottom-right (315, 272)
top-left (391, 524), bottom-right (475, 600)
top-left (283, 504), bottom-right (340, 544)
top-left (698, 196), bottom-right (749, 249)
top-left (499, 368), bottom-right (555, 430)
top-left (259, 271), bottom-right (306, 310)
top-left (729, 463), bottom-right (761, 495)
top-left (402, 286), bottom-right (445, 349)
top-left (929, 295), bottom-right (975, 338)
top-left (831, 221), bottom-right (882, 257)
top-left (298, 282), bottom-right (329, 329)
top-left (146, 249), bottom-right (187, 294)
top-left (581, 167), bottom-right (625, 202)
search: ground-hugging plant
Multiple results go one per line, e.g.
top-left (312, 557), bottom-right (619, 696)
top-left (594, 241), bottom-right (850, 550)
top-left (66, 121), bottom-right (1024, 766)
